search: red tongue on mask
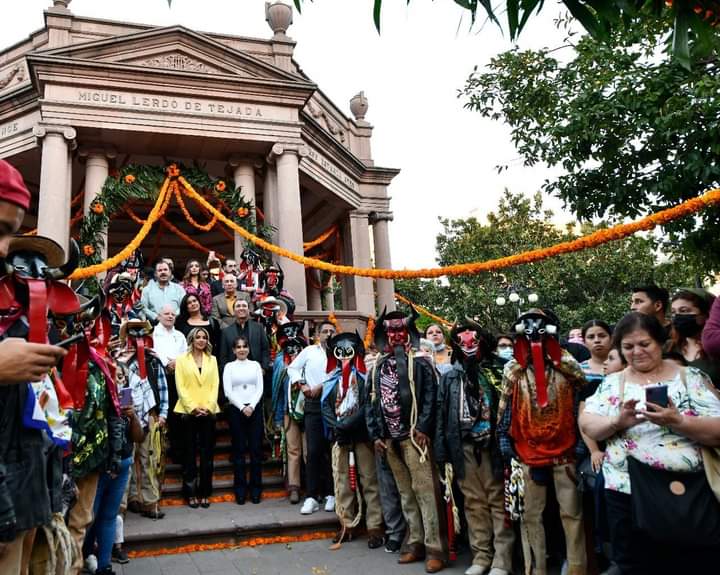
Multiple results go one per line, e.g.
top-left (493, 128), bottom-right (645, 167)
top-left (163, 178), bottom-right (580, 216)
top-left (341, 360), bottom-right (352, 395)
top-left (27, 280), bottom-right (48, 344)
top-left (531, 340), bottom-right (549, 408)
top-left (136, 337), bottom-right (147, 379)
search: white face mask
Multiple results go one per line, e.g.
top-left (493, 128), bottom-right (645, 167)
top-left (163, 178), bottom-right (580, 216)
top-left (497, 347), bottom-right (514, 360)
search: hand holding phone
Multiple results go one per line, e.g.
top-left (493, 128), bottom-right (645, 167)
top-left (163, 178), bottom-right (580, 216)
top-left (645, 384), bottom-right (669, 408)
top-left (120, 387), bottom-right (133, 408)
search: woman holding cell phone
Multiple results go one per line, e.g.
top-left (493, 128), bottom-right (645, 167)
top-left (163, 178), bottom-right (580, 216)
top-left (223, 336), bottom-right (264, 505)
top-left (174, 327), bottom-right (220, 508)
top-left (580, 312), bottom-right (720, 573)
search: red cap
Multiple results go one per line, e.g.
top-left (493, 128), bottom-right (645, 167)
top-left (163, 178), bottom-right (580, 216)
top-left (0, 160), bottom-right (31, 211)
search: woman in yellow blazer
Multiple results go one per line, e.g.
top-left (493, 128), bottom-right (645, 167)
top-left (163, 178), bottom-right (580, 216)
top-left (174, 327), bottom-right (220, 508)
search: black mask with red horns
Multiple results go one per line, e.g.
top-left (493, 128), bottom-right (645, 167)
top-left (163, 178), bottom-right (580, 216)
top-left (513, 310), bottom-right (562, 408)
top-left (277, 321), bottom-right (307, 363)
top-left (0, 236), bottom-right (80, 344)
top-left (375, 307), bottom-right (421, 353)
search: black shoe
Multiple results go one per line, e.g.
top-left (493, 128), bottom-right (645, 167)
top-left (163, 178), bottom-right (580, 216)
top-left (235, 494), bottom-right (246, 505)
top-left (127, 500), bottom-right (142, 514)
top-left (251, 495), bottom-right (261, 504)
top-left (111, 545), bottom-right (129, 564)
top-left (368, 534), bottom-right (385, 549)
top-left (385, 539), bottom-right (402, 553)
top-left (200, 498), bottom-right (210, 509)
top-left (95, 566), bottom-right (116, 575)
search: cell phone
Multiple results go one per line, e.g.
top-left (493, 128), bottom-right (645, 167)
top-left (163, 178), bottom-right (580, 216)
top-left (120, 387), bottom-right (133, 408)
top-left (645, 384), bottom-right (669, 408)
top-left (56, 333), bottom-right (84, 349)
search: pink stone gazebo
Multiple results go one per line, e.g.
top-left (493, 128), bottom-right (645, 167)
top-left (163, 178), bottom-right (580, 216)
top-left (0, 0), bottom-right (399, 326)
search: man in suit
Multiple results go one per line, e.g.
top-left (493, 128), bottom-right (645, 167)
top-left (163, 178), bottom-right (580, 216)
top-left (211, 273), bottom-right (251, 329)
top-left (218, 299), bottom-right (270, 386)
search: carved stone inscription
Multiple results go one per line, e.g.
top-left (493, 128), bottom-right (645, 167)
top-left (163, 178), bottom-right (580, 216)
top-left (75, 89), bottom-right (264, 118)
top-left (305, 147), bottom-right (358, 192)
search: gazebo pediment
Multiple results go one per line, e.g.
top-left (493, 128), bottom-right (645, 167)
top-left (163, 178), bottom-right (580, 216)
top-left (33, 26), bottom-right (301, 84)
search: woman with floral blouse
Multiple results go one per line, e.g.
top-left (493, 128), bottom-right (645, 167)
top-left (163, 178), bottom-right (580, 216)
top-left (182, 259), bottom-right (213, 316)
top-left (580, 312), bottom-right (720, 573)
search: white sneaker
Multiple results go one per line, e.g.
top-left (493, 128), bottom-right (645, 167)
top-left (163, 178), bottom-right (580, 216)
top-left (464, 565), bottom-right (488, 575)
top-left (83, 554), bottom-right (98, 574)
top-left (324, 495), bottom-right (336, 512)
top-left (488, 569), bottom-right (511, 575)
top-left (300, 497), bottom-right (320, 515)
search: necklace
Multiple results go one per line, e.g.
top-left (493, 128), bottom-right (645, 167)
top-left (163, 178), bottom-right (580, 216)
top-left (628, 364), bottom-right (665, 385)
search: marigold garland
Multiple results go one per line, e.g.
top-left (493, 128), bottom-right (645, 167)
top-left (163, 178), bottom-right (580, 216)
top-left (68, 179), bottom-right (171, 280)
top-left (127, 530), bottom-right (337, 559)
top-left (395, 293), bottom-right (453, 327)
top-left (363, 316), bottom-right (375, 349)
top-left (215, 180), bottom-right (226, 192)
top-left (66, 169), bottom-right (720, 282)
top-left (176, 178), bottom-right (720, 280)
top-left (174, 185), bottom-right (218, 231)
top-left (91, 202), bottom-right (104, 215)
top-left (124, 174), bottom-right (136, 185)
top-left (303, 223), bottom-right (338, 251)
top-left (327, 312), bottom-right (340, 332)
top-left (82, 245), bottom-right (95, 257)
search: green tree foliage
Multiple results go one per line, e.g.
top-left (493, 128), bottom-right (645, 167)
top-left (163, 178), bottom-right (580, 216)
top-left (396, 191), bottom-right (702, 335)
top-left (460, 19), bottom-right (720, 268)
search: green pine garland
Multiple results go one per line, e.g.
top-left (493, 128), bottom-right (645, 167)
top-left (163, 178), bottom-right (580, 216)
top-left (77, 162), bottom-right (273, 269)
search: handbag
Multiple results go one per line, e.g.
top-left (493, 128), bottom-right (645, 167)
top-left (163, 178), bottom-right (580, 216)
top-left (620, 371), bottom-right (720, 547)
top-left (288, 366), bottom-right (305, 423)
top-left (627, 456), bottom-right (720, 547)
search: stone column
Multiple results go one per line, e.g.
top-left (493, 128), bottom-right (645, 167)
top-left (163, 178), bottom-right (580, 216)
top-left (345, 210), bottom-right (375, 315)
top-left (307, 269), bottom-right (322, 310)
top-left (34, 124), bottom-right (76, 253)
top-left (79, 147), bottom-right (116, 261)
top-left (323, 276), bottom-right (335, 312)
top-left (272, 143), bottom-right (308, 311)
top-left (370, 211), bottom-right (395, 312)
top-left (230, 157), bottom-right (256, 261)
top-left (262, 162), bottom-right (278, 245)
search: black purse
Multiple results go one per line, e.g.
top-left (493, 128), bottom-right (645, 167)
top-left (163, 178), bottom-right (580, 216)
top-left (619, 370), bottom-right (720, 547)
top-left (627, 456), bottom-right (720, 547)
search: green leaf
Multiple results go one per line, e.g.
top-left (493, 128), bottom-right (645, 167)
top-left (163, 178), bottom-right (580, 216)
top-left (672, 7), bottom-right (691, 70)
top-left (373, 0), bottom-right (382, 33)
top-left (562, 0), bottom-right (605, 40)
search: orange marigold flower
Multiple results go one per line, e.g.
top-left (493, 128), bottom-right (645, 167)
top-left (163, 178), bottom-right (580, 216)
top-left (91, 202), bottom-right (104, 214)
top-left (166, 164), bottom-right (180, 178)
top-left (237, 207), bottom-right (249, 218)
top-left (83, 245), bottom-right (95, 256)
top-left (215, 181), bottom-right (226, 192)
top-left (124, 174), bottom-right (136, 185)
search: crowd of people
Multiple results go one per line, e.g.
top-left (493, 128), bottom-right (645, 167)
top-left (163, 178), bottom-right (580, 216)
top-left (1, 158), bottom-right (720, 575)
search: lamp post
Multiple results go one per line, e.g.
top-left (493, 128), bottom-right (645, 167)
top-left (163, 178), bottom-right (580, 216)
top-left (495, 285), bottom-right (539, 318)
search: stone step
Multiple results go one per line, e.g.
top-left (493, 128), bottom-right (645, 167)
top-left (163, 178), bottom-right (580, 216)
top-left (124, 498), bottom-right (339, 554)
top-left (161, 474), bottom-right (285, 497)
top-left (163, 457), bottom-right (283, 478)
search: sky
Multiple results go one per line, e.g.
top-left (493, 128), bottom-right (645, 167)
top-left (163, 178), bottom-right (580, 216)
top-left (6, 0), bottom-right (572, 270)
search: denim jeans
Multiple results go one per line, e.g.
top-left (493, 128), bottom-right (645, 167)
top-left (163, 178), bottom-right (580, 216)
top-left (84, 456), bottom-right (132, 569)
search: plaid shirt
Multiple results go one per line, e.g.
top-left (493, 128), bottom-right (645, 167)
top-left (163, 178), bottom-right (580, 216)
top-left (128, 353), bottom-right (169, 420)
top-left (496, 350), bottom-right (587, 464)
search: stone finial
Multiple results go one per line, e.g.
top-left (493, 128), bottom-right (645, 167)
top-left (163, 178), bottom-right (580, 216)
top-left (52, 0), bottom-right (71, 8)
top-left (350, 92), bottom-right (369, 121)
top-left (265, 2), bottom-right (293, 38)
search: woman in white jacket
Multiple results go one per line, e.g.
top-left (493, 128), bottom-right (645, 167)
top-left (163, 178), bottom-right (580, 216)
top-left (223, 335), bottom-right (265, 504)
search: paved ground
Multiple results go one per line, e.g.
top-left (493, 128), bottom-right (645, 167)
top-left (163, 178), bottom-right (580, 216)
top-left (117, 539), bottom-right (475, 575)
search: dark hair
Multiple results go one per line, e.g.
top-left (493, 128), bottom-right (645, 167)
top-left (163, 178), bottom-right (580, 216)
top-left (581, 319), bottom-right (612, 339)
top-left (233, 335), bottom-right (250, 349)
top-left (671, 289), bottom-right (715, 317)
top-left (496, 334), bottom-right (514, 346)
top-left (154, 259), bottom-right (170, 270)
top-left (182, 259), bottom-right (208, 284)
top-left (612, 312), bottom-right (668, 350)
top-left (318, 320), bottom-right (335, 333)
top-left (662, 351), bottom-right (689, 366)
top-left (178, 293), bottom-right (207, 323)
top-left (632, 285), bottom-right (669, 312)
top-left (424, 323), bottom-right (445, 337)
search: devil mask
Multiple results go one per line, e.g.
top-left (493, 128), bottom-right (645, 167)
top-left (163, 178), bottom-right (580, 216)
top-left (240, 247), bottom-right (261, 269)
top-left (0, 237), bottom-right (80, 344)
top-left (375, 307), bottom-right (420, 353)
top-left (513, 310), bottom-right (562, 408)
top-left (450, 318), bottom-right (495, 364)
top-left (260, 264), bottom-right (284, 295)
top-left (119, 319), bottom-right (154, 379)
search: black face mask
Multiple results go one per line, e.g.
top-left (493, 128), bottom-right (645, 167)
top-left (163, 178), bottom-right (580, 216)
top-left (672, 314), bottom-right (702, 338)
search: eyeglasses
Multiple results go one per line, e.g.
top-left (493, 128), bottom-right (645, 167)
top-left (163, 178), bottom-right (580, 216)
top-left (320, 329), bottom-right (336, 334)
